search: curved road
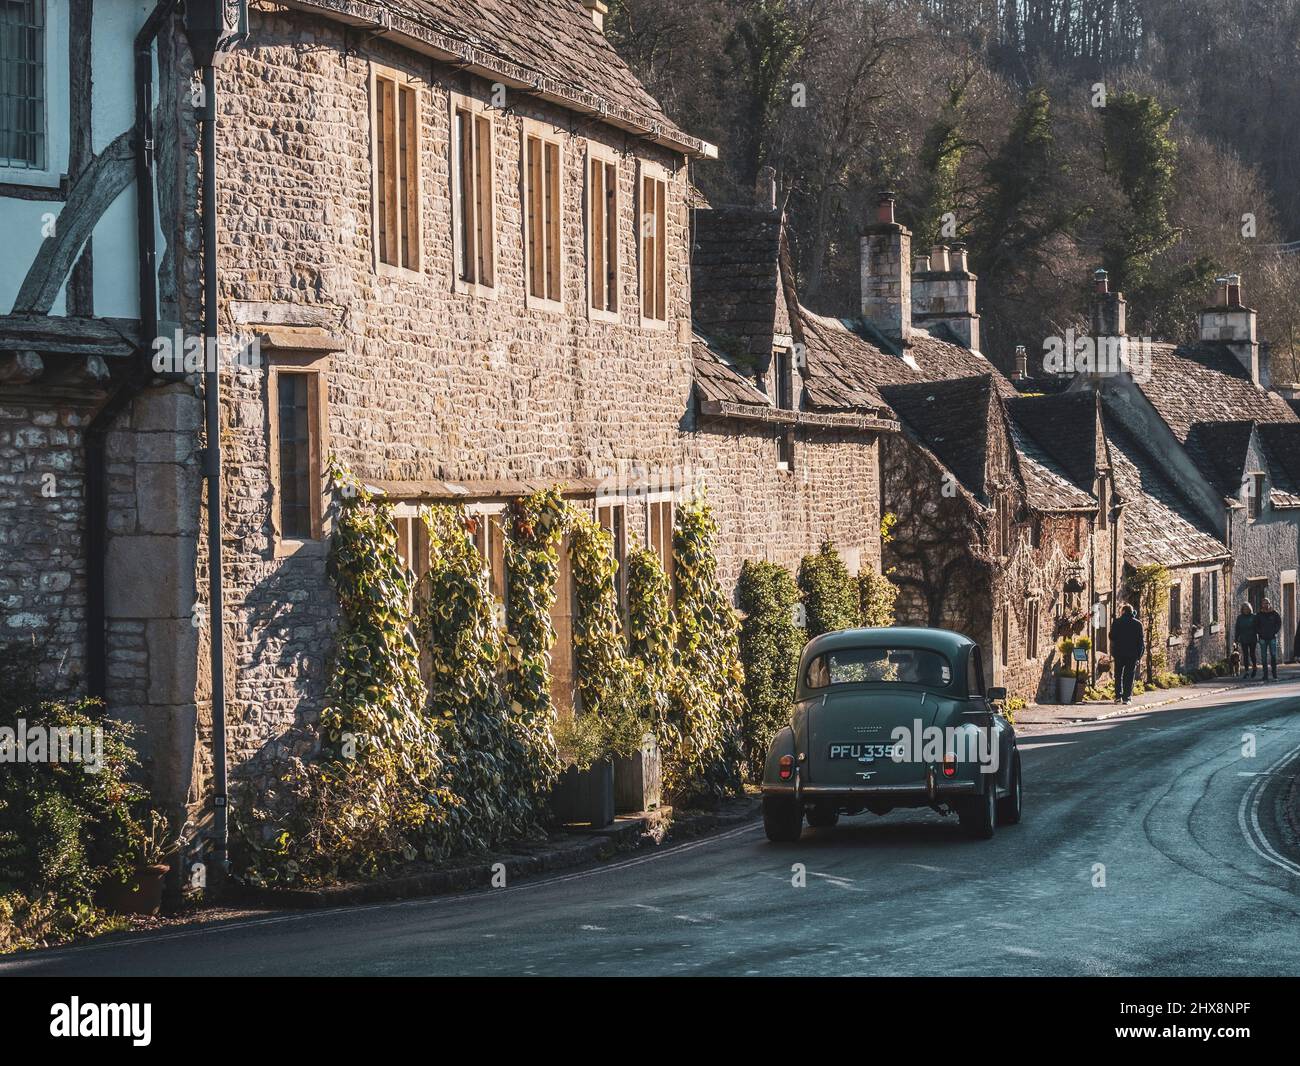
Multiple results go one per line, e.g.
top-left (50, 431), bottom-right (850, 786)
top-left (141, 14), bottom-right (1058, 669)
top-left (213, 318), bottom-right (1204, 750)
top-left (5, 684), bottom-right (1300, 976)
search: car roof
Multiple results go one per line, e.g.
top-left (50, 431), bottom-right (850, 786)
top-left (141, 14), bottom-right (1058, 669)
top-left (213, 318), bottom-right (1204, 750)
top-left (802, 627), bottom-right (975, 659)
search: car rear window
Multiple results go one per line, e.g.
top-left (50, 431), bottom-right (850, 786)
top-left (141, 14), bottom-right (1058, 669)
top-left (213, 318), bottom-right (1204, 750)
top-left (805, 646), bottom-right (953, 689)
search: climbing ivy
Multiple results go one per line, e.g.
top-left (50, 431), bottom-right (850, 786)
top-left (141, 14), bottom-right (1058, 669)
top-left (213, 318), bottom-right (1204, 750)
top-left (736, 560), bottom-right (802, 777)
top-left (568, 510), bottom-right (632, 718)
top-left (418, 504), bottom-right (537, 853)
top-left (238, 462), bottom-right (454, 884)
top-left (798, 540), bottom-right (859, 636)
top-left (666, 499), bottom-right (746, 805)
top-left (502, 489), bottom-right (569, 801)
top-left (1126, 563), bottom-right (1171, 681)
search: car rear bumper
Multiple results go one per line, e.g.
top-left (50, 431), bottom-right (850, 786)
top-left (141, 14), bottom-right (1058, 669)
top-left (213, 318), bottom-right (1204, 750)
top-left (762, 780), bottom-right (980, 799)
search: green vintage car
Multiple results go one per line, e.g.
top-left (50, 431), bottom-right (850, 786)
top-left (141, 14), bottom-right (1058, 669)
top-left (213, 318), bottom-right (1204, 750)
top-left (760, 627), bottom-right (1023, 842)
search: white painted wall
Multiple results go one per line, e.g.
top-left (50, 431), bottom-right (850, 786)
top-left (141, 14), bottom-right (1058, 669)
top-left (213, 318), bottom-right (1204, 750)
top-left (0, 0), bottom-right (151, 318)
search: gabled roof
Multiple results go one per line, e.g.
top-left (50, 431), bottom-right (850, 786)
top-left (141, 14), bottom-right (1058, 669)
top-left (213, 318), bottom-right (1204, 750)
top-left (1257, 422), bottom-right (1300, 507)
top-left (1005, 392), bottom-right (1103, 492)
top-left (1104, 413), bottom-right (1229, 569)
top-left (795, 309), bottom-right (908, 414)
top-left (1184, 420), bottom-right (1256, 499)
top-left (878, 375), bottom-right (1000, 502)
top-left (691, 206), bottom-right (786, 367)
top-left (691, 337), bottom-right (769, 408)
top-left (285, 0), bottom-right (709, 155)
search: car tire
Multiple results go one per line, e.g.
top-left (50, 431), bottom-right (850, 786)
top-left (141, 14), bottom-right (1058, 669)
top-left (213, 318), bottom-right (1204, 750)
top-left (997, 754), bottom-right (1023, 826)
top-left (806, 805), bottom-right (839, 829)
top-left (958, 780), bottom-right (996, 840)
top-left (762, 796), bottom-right (803, 842)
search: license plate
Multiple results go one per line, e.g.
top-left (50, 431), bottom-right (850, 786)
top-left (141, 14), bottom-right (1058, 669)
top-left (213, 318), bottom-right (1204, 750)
top-left (828, 743), bottom-right (899, 761)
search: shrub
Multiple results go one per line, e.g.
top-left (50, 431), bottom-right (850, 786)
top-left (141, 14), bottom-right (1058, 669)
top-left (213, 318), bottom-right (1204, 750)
top-left (798, 541), bottom-right (859, 637)
top-left (858, 567), bottom-right (899, 629)
top-left (737, 560), bottom-right (802, 777)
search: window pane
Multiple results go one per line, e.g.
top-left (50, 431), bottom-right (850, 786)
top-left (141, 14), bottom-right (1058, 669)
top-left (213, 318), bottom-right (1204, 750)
top-left (277, 374), bottom-right (313, 539)
top-left (0, 0), bottom-right (44, 169)
top-left (474, 114), bottom-right (494, 285)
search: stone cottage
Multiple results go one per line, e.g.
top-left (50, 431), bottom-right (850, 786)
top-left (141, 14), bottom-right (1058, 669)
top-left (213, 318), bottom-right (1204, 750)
top-left (1072, 273), bottom-right (1300, 665)
top-left (687, 174), bottom-right (898, 593)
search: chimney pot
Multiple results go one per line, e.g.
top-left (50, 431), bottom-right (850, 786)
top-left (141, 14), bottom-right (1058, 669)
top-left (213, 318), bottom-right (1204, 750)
top-left (1015, 345), bottom-right (1028, 379)
top-left (1093, 268), bottom-right (1109, 294)
top-left (930, 245), bottom-right (950, 272)
top-left (915, 255), bottom-right (931, 273)
top-left (950, 243), bottom-right (969, 272)
top-left (875, 191), bottom-right (896, 225)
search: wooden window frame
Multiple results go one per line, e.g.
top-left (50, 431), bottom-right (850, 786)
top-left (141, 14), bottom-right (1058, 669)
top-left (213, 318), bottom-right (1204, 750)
top-left (268, 354), bottom-right (330, 558)
top-left (596, 496), bottom-right (629, 619)
top-left (1247, 471), bottom-right (1265, 520)
top-left (392, 503), bottom-right (433, 582)
top-left (1168, 582), bottom-right (1182, 633)
top-left (466, 501), bottom-right (509, 609)
top-left (449, 92), bottom-right (497, 298)
top-left (521, 118), bottom-right (564, 312)
top-left (637, 160), bottom-right (670, 329)
top-left (585, 142), bottom-right (621, 323)
top-left (646, 491), bottom-right (676, 593)
top-left (369, 63), bottom-right (423, 278)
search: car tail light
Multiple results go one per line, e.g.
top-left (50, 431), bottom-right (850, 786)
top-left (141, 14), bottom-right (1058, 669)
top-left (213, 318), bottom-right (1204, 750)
top-left (778, 755), bottom-right (794, 780)
top-left (942, 753), bottom-right (957, 778)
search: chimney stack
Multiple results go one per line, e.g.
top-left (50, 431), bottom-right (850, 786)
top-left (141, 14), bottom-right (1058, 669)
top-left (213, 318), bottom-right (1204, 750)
top-left (910, 240), bottom-right (980, 350)
top-left (582, 0), bottom-right (608, 32)
top-left (1015, 345), bottom-right (1028, 380)
top-left (1201, 273), bottom-right (1263, 386)
top-left (1089, 268), bottom-right (1127, 338)
top-left (861, 191), bottom-right (911, 345)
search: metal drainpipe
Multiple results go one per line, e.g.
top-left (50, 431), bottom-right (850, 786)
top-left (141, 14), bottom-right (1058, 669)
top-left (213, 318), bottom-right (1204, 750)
top-left (198, 61), bottom-right (229, 883)
top-left (85, 0), bottom-right (179, 698)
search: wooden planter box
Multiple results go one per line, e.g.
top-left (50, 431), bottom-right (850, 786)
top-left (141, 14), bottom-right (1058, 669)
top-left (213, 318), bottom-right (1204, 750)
top-left (551, 760), bottom-right (615, 828)
top-left (613, 736), bottom-right (662, 814)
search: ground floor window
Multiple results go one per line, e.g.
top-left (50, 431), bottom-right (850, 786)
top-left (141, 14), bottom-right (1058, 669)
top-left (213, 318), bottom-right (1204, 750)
top-left (1025, 600), bottom-right (1040, 660)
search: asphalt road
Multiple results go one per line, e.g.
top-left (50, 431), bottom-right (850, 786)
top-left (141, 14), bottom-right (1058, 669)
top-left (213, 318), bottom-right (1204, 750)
top-left (6, 683), bottom-right (1300, 977)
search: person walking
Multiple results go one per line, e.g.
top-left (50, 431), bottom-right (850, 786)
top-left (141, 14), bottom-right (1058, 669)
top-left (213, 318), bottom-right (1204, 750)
top-left (1109, 603), bottom-right (1145, 705)
top-left (1235, 603), bottom-right (1258, 679)
top-left (1256, 598), bottom-right (1282, 681)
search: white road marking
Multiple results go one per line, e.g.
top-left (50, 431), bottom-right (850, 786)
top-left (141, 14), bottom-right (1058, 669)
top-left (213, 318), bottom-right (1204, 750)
top-left (1237, 737), bottom-right (1300, 879)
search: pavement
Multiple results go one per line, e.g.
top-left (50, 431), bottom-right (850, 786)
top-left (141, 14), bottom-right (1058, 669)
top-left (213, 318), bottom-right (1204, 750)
top-left (5, 675), bottom-right (1300, 976)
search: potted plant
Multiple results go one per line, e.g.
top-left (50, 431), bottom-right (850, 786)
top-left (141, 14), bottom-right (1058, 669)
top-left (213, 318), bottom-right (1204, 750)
top-left (101, 811), bottom-right (177, 916)
top-left (551, 714), bottom-right (617, 828)
top-left (1053, 637), bottom-right (1088, 704)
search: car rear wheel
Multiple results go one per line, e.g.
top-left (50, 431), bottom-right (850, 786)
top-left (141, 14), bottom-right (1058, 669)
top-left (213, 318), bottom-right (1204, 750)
top-left (997, 754), bottom-right (1022, 826)
top-left (958, 779), bottom-right (996, 840)
top-left (806, 805), bottom-right (839, 829)
top-left (762, 796), bottom-right (803, 842)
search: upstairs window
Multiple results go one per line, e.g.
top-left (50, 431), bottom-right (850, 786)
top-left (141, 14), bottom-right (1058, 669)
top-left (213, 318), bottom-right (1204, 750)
top-left (588, 150), bottom-right (619, 315)
top-left (639, 166), bottom-right (668, 323)
top-left (0, 0), bottom-right (44, 169)
top-left (452, 99), bottom-right (495, 290)
top-left (524, 126), bottom-right (562, 305)
top-left (371, 66), bottom-right (421, 273)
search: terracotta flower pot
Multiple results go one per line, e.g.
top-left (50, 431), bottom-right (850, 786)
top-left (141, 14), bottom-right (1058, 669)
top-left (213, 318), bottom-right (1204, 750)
top-left (101, 863), bottom-right (170, 916)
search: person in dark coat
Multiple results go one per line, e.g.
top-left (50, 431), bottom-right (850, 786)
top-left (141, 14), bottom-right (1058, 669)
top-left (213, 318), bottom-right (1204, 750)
top-left (1256, 598), bottom-right (1282, 681)
top-left (1109, 604), bottom-right (1145, 705)
top-left (1234, 603), bottom-right (1258, 679)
